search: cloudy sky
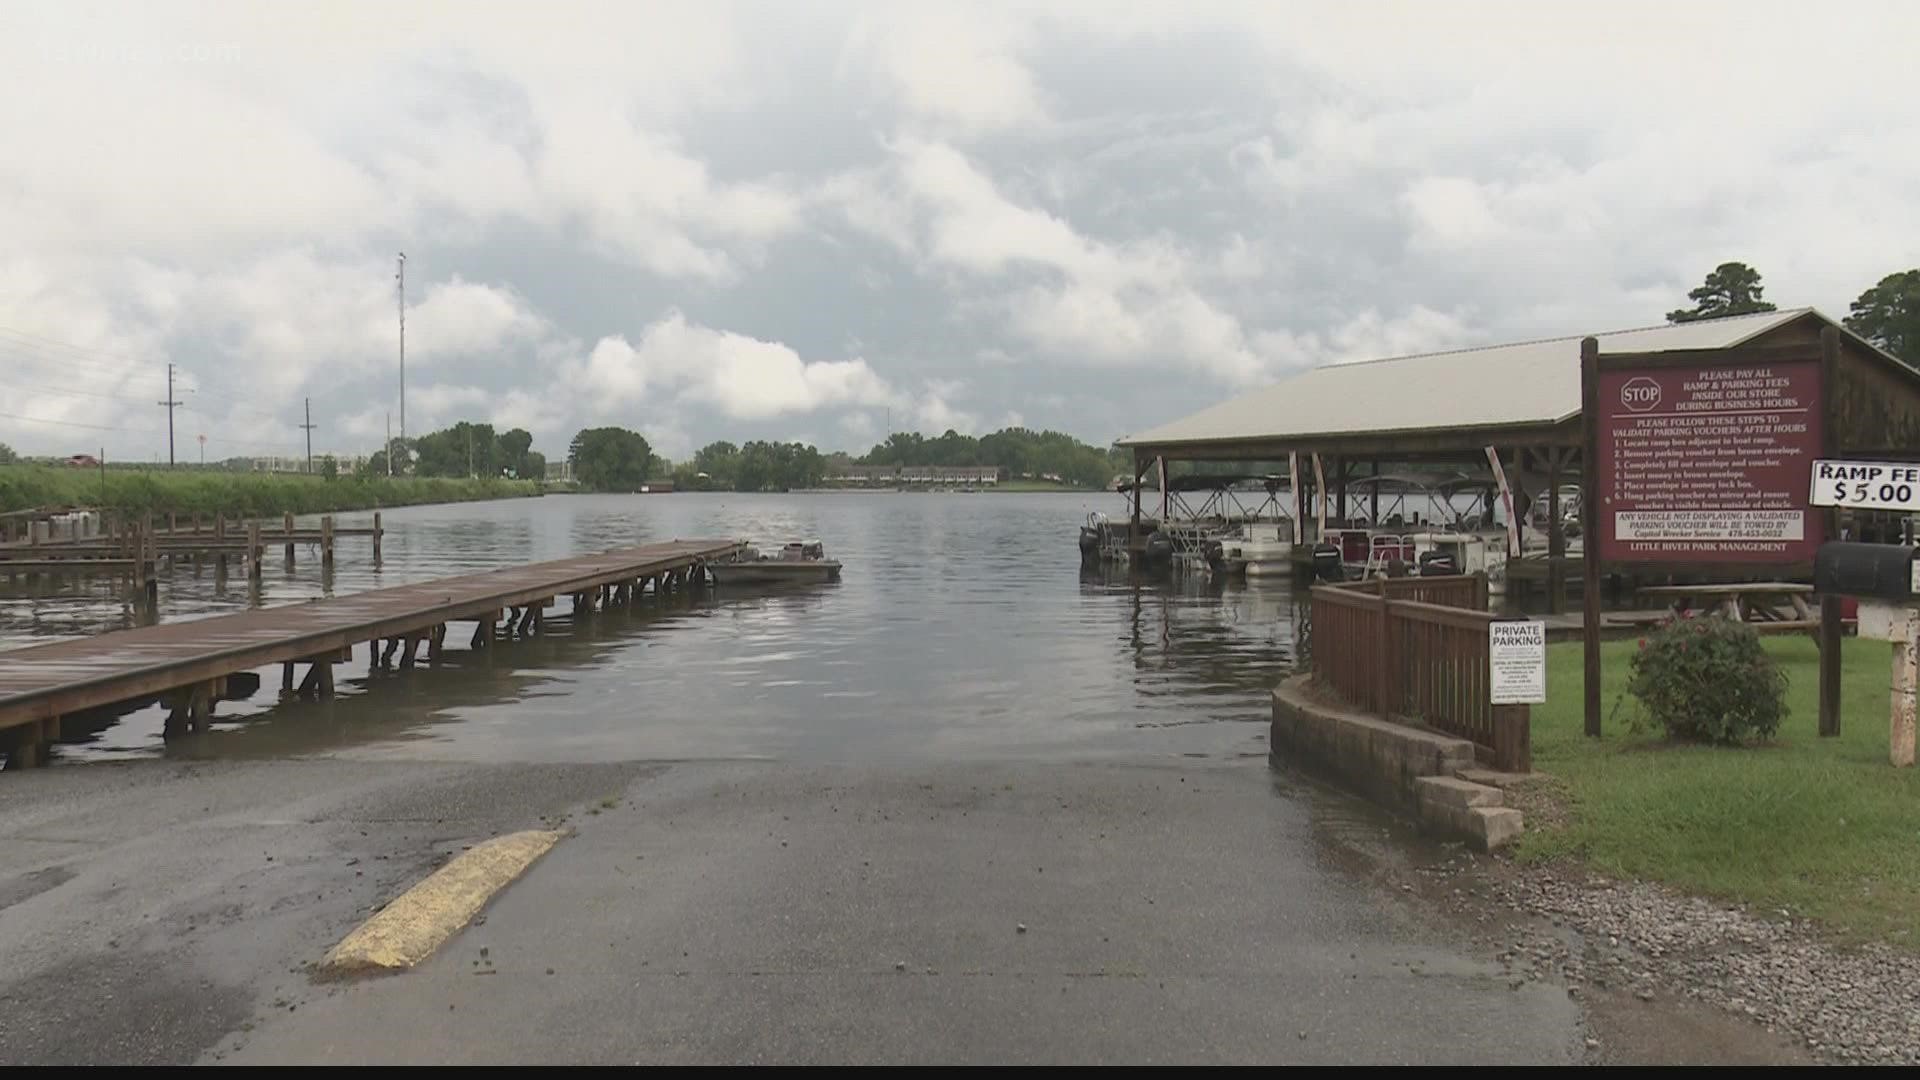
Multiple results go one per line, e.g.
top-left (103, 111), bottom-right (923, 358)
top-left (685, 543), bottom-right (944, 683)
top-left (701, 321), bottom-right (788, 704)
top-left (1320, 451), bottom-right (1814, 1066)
top-left (3, 0), bottom-right (1917, 465)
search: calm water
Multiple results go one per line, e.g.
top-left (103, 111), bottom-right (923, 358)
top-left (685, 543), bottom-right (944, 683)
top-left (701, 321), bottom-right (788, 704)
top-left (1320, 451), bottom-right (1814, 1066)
top-left (0, 493), bottom-right (1303, 765)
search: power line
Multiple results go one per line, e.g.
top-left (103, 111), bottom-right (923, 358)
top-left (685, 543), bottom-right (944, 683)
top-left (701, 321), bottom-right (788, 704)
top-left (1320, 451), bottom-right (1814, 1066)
top-left (0, 324), bottom-right (153, 366)
top-left (0, 408), bottom-right (156, 434)
top-left (0, 407), bottom-right (299, 451)
top-left (0, 376), bottom-right (155, 406)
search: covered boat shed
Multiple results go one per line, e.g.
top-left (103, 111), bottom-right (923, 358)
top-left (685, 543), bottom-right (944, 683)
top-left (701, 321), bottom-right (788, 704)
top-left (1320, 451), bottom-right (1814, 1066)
top-left (1115, 307), bottom-right (1920, 606)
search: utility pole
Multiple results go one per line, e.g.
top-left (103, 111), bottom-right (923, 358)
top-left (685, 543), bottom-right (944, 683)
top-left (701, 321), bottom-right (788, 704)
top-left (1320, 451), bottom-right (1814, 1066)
top-left (396, 252), bottom-right (407, 453)
top-left (157, 362), bottom-right (181, 467)
top-left (466, 426), bottom-right (474, 478)
top-left (300, 397), bottom-right (317, 474)
top-left (385, 411), bottom-right (393, 477)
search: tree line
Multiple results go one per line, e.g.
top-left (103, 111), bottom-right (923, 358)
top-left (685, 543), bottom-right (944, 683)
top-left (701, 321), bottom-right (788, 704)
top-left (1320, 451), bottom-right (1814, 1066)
top-left (1667, 261), bottom-right (1920, 368)
top-left (362, 422), bottom-right (546, 482)
top-left (857, 428), bottom-right (1128, 488)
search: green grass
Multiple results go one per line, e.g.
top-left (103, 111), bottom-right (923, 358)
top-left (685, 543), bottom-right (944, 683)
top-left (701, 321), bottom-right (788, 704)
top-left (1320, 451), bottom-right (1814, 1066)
top-left (1522, 635), bottom-right (1920, 943)
top-left (0, 464), bottom-right (541, 518)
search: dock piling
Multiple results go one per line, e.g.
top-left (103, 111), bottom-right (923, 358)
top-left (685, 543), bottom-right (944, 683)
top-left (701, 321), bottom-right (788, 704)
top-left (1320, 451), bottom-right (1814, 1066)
top-left (1, 540), bottom-right (746, 766)
top-left (321, 515), bottom-right (335, 568)
top-left (247, 523), bottom-right (263, 580)
top-left (372, 512), bottom-right (382, 564)
top-left (283, 512), bottom-right (296, 565)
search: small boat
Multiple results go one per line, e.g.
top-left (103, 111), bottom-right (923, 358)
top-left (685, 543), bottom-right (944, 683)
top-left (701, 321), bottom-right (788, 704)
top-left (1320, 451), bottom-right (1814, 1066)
top-left (709, 541), bottom-right (843, 586)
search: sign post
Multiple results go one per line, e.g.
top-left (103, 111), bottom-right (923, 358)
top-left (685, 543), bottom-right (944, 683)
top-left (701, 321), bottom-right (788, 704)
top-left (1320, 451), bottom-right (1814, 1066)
top-left (1579, 331), bottom-right (1831, 737)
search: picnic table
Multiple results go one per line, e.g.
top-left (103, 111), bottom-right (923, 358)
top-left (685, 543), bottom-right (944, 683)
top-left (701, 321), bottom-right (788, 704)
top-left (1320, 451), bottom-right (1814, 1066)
top-left (1634, 581), bottom-right (1817, 624)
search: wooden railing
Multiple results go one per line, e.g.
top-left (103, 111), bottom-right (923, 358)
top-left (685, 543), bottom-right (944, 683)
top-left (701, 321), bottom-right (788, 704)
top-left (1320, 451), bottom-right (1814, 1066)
top-left (1309, 575), bottom-right (1530, 772)
top-left (1329, 572), bottom-right (1489, 611)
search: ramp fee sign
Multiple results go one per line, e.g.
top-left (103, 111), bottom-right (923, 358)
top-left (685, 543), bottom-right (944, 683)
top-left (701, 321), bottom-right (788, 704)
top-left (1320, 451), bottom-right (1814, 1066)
top-left (1596, 360), bottom-right (1823, 563)
top-left (1809, 459), bottom-right (1920, 514)
top-left (1489, 620), bottom-right (1547, 706)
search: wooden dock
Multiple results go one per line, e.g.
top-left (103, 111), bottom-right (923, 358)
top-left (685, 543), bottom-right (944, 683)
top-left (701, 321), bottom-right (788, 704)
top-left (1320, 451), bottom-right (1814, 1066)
top-left (0, 538), bottom-right (744, 768)
top-left (0, 511), bottom-right (388, 599)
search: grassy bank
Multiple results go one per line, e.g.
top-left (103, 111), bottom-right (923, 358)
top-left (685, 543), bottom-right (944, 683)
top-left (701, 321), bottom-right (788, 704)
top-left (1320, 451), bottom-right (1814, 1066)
top-left (1520, 636), bottom-right (1920, 942)
top-left (0, 465), bottom-right (541, 518)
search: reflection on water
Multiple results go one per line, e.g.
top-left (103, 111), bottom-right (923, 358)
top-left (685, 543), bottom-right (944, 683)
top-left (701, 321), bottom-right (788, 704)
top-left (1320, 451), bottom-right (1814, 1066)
top-left (2, 493), bottom-right (1300, 765)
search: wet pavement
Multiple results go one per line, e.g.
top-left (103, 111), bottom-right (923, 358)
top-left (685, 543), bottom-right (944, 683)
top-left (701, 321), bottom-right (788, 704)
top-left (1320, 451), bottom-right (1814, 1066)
top-left (2, 755), bottom-right (1589, 1065)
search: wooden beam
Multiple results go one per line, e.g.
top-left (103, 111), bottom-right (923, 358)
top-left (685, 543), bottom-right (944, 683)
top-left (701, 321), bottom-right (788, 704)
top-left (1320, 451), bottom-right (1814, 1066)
top-left (1580, 337), bottom-right (1603, 738)
top-left (1547, 447), bottom-right (1565, 615)
top-left (1819, 325), bottom-right (1844, 737)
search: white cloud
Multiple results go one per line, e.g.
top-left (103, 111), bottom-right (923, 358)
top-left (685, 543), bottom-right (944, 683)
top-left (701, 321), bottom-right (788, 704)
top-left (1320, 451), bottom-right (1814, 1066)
top-left (841, 7), bottom-right (1047, 135)
top-left (563, 312), bottom-right (900, 423)
top-left (6, 0), bottom-right (1920, 462)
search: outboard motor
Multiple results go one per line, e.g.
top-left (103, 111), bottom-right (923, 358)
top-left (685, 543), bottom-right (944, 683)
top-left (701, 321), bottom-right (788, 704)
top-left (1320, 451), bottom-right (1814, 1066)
top-left (1311, 543), bottom-right (1345, 582)
top-left (1202, 539), bottom-right (1227, 576)
top-left (1418, 550), bottom-right (1460, 577)
top-left (1141, 530), bottom-right (1174, 569)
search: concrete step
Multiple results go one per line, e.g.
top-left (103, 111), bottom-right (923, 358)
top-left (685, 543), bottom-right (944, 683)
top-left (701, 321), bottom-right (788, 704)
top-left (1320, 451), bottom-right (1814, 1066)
top-left (1414, 774), bottom-right (1505, 810)
top-left (1454, 767), bottom-right (1542, 789)
top-left (1468, 806), bottom-right (1525, 852)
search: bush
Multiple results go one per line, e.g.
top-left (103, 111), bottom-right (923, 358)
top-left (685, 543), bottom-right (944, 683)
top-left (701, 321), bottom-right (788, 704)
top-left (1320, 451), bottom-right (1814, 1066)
top-left (1626, 612), bottom-right (1788, 744)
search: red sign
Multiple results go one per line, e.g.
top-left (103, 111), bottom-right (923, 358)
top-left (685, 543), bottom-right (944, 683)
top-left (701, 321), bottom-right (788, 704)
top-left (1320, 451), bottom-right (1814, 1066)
top-left (1596, 359), bottom-right (1822, 563)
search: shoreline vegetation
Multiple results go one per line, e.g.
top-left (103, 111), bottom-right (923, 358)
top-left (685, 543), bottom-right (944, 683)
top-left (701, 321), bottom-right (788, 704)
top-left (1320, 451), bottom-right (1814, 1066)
top-left (0, 464), bottom-right (541, 518)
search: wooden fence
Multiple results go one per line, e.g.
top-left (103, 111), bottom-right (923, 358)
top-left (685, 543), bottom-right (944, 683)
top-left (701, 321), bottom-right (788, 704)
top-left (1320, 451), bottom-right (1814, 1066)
top-left (1309, 574), bottom-right (1530, 771)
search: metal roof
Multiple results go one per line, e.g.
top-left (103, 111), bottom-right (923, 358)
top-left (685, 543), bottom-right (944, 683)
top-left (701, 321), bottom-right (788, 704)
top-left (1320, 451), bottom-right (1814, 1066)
top-left (1117, 307), bottom-right (1815, 449)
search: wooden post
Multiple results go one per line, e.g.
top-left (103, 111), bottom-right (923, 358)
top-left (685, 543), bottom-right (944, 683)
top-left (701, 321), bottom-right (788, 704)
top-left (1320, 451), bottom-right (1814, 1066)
top-left (317, 659), bottom-right (335, 698)
top-left (1128, 451), bottom-right (1144, 552)
top-left (247, 522), bottom-right (263, 580)
top-left (428, 624), bottom-right (446, 661)
top-left (1818, 325), bottom-right (1844, 737)
top-left (1892, 616), bottom-right (1917, 768)
top-left (282, 661), bottom-right (295, 692)
top-left (1547, 448), bottom-right (1566, 616)
top-left (1493, 704), bottom-right (1532, 772)
top-left (1580, 337), bottom-right (1603, 738)
top-left (7, 718), bottom-right (50, 767)
top-left (193, 512), bottom-right (203, 534)
top-left (130, 522), bottom-right (146, 596)
top-left (321, 515), bottom-right (335, 568)
top-left (1334, 456), bottom-right (1347, 523)
top-left (283, 511), bottom-right (296, 563)
top-left (372, 511), bottom-right (382, 563)
top-left (167, 512), bottom-right (177, 534)
top-left (215, 514), bottom-right (227, 540)
top-left (1382, 588), bottom-right (1397, 714)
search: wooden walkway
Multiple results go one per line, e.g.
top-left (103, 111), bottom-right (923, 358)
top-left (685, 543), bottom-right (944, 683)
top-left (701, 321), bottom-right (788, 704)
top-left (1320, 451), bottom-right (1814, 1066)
top-left (0, 539), bottom-right (744, 767)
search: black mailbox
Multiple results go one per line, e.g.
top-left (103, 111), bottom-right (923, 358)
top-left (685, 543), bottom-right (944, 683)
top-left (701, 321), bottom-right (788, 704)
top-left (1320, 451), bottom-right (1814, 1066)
top-left (1814, 542), bottom-right (1920, 600)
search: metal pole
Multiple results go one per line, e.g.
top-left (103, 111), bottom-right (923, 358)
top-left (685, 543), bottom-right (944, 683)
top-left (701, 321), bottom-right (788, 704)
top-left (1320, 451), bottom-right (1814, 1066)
top-left (397, 253), bottom-right (407, 454)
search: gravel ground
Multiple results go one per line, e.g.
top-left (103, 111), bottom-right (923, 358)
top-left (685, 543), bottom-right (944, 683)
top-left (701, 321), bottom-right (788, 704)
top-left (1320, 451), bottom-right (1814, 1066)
top-left (1411, 853), bottom-right (1919, 1065)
